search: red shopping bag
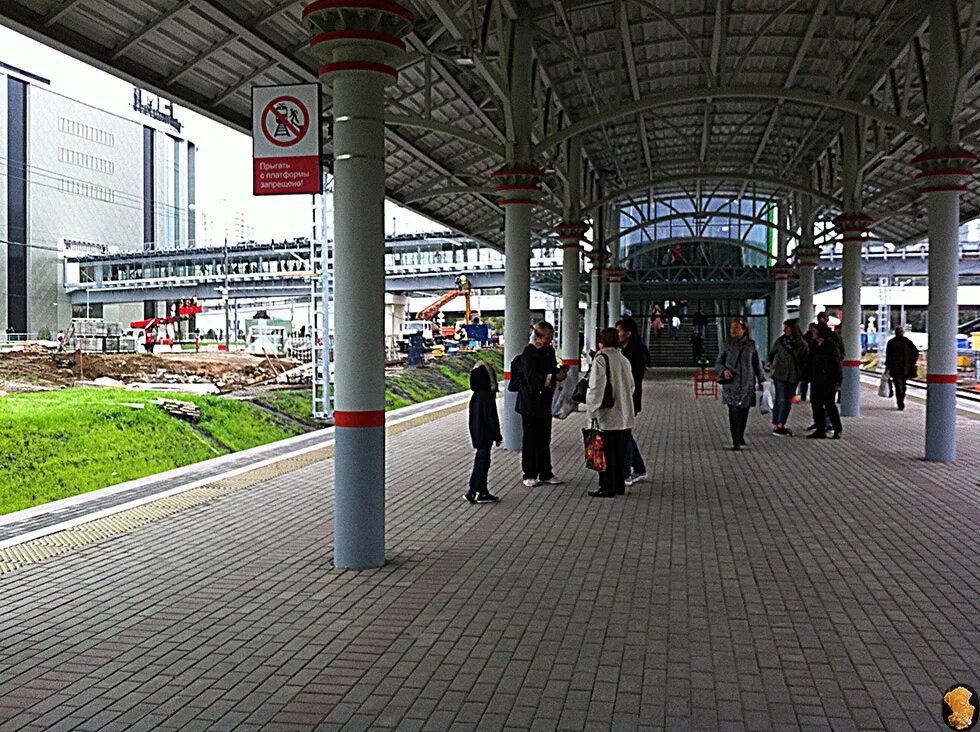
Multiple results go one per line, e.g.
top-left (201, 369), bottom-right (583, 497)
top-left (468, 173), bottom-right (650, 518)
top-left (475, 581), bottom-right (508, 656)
top-left (582, 420), bottom-right (607, 472)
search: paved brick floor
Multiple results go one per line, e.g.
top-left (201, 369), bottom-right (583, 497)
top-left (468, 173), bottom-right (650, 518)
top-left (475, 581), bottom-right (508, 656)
top-left (0, 378), bottom-right (978, 731)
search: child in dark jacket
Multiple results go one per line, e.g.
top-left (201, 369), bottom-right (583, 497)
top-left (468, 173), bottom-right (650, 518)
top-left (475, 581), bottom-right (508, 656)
top-left (466, 361), bottom-right (503, 504)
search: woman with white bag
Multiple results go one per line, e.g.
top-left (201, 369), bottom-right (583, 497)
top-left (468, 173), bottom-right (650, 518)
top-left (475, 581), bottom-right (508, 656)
top-left (767, 318), bottom-right (809, 436)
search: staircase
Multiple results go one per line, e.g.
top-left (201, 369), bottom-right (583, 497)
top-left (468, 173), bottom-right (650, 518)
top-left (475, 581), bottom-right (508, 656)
top-left (648, 322), bottom-right (721, 367)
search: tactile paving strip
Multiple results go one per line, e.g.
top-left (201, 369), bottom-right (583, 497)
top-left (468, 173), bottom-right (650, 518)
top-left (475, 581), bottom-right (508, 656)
top-left (0, 399), bottom-right (470, 577)
top-left (0, 447), bottom-right (330, 576)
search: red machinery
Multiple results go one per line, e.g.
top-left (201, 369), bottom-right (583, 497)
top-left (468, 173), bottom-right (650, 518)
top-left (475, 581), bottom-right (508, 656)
top-left (130, 300), bottom-right (202, 352)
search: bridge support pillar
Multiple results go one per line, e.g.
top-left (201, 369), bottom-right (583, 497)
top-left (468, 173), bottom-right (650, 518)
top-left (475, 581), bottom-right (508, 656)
top-left (304, 0), bottom-right (412, 568)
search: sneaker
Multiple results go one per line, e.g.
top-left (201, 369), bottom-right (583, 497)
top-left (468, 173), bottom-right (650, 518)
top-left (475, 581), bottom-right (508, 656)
top-left (805, 423), bottom-right (819, 432)
top-left (522, 478), bottom-right (539, 488)
top-left (463, 493), bottom-right (477, 504)
top-left (629, 472), bottom-right (648, 483)
top-left (540, 476), bottom-right (564, 485)
top-left (476, 493), bottom-right (500, 503)
top-left (831, 431), bottom-right (842, 440)
top-left (587, 490), bottom-right (615, 497)
top-left (773, 427), bottom-right (791, 437)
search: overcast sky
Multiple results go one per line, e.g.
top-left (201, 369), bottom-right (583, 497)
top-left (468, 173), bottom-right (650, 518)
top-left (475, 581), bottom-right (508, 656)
top-left (0, 25), bottom-right (438, 241)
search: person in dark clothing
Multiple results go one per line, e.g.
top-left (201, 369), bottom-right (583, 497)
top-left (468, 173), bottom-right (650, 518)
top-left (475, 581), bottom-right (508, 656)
top-left (692, 309), bottom-right (708, 337)
top-left (767, 318), bottom-right (809, 436)
top-left (616, 318), bottom-right (649, 485)
top-left (465, 361), bottom-right (502, 503)
top-left (805, 323), bottom-right (844, 439)
top-left (885, 327), bottom-right (919, 411)
top-left (799, 322), bottom-right (817, 401)
top-left (716, 318), bottom-right (766, 451)
top-left (690, 330), bottom-right (705, 364)
top-left (517, 321), bottom-right (568, 487)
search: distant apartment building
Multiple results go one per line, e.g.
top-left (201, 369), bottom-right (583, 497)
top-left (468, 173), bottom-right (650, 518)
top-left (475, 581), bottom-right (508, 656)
top-left (0, 61), bottom-right (196, 332)
top-left (199, 201), bottom-right (256, 247)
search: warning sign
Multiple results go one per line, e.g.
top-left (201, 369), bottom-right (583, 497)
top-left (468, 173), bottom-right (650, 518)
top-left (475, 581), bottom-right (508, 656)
top-left (252, 84), bottom-right (322, 196)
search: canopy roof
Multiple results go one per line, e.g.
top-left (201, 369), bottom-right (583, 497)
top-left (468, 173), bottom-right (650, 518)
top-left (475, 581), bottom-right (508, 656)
top-left (3, 1), bottom-right (979, 251)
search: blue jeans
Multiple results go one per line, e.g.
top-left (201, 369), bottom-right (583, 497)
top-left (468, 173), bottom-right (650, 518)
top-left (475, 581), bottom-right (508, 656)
top-left (468, 446), bottom-right (491, 496)
top-left (772, 378), bottom-right (797, 426)
top-left (624, 432), bottom-right (646, 475)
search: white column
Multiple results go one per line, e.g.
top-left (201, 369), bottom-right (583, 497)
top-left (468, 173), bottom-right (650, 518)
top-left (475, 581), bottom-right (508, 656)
top-left (918, 0), bottom-right (973, 462)
top-left (499, 7), bottom-right (537, 452)
top-left (606, 206), bottom-right (621, 326)
top-left (305, 2), bottom-right (412, 568)
top-left (558, 137), bottom-right (584, 377)
top-left (837, 115), bottom-right (866, 418)
top-left (797, 203), bottom-right (818, 324)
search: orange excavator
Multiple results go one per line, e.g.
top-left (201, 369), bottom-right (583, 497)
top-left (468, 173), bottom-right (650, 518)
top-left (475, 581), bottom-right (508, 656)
top-left (416, 275), bottom-right (472, 323)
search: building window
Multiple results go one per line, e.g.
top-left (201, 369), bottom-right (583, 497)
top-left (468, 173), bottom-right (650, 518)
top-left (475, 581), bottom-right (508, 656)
top-left (57, 117), bottom-right (115, 146)
top-left (57, 147), bottom-right (114, 175)
top-left (57, 177), bottom-right (115, 203)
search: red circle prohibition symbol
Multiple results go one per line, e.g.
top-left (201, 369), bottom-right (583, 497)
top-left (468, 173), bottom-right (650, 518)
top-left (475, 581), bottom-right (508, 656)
top-left (260, 96), bottom-right (310, 148)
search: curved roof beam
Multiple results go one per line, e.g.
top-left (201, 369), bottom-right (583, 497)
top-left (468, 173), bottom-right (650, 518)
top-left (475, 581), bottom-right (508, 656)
top-left (623, 236), bottom-right (772, 262)
top-left (387, 114), bottom-right (505, 157)
top-left (588, 172), bottom-right (839, 212)
top-left (536, 86), bottom-right (929, 155)
top-left (614, 211), bottom-right (793, 245)
top-left (403, 186), bottom-right (495, 204)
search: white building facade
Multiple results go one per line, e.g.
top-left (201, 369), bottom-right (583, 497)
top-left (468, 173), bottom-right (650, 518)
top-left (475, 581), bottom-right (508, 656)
top-left (0, 61), bottom-right (196, 333)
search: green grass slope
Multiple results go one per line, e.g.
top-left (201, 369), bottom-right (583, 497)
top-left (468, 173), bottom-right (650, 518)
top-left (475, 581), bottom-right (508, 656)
top-left (0, 389), bottom-right (302, 515)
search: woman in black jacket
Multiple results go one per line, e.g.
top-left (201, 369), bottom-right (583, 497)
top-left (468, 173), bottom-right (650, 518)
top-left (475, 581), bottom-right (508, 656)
top-left (805, 323), bottom-right (844, 439)
top-left (616, 318), bottom-right (650, 484)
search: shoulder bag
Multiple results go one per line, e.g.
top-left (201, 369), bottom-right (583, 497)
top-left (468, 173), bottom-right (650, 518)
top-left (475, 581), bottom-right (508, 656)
top-left (717, 343), bottom-right (744, 385)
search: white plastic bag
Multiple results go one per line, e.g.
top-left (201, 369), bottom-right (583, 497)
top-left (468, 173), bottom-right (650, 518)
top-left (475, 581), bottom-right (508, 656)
top-left (551, 375), bottom-right (580, 420)
top-left (877, 371), bottom-right (893, 398)
top-left (759, 386), bottom-right (774, 415)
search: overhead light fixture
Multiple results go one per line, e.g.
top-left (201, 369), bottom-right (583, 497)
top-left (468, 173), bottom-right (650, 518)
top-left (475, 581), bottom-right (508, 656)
top-left (455, 57), bottom-right (474, 66)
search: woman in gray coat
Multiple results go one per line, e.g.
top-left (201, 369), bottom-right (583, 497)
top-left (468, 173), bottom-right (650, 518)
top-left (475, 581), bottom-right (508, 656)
top-left (715, 318), bottom-right (766, 451)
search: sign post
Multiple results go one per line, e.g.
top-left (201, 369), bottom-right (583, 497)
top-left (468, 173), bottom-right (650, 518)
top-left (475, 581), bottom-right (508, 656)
top-left (252, 83), bottom-right (322, 196)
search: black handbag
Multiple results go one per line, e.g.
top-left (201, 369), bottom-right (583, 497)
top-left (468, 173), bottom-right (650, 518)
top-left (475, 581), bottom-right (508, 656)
top-left (571, 353), bottom-right (614, 406)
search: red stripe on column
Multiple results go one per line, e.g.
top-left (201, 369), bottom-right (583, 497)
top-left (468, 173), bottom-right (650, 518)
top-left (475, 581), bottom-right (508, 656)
top-left (334, 410), bottom-right (385, 428)
top-left (561, 359), bottom-right (579, 366)
top-left (842, 360), bottom-right (861, 367)
top-left (926, 374), bottom-right (958, 384)
top-left (310, 30), bottom-right (407, 51)
top-left (503, 372), bottom-right (510, 380)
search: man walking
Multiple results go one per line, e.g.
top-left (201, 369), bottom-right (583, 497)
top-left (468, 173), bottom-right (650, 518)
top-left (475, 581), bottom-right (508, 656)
top-left (885, 327), bottom-right (919, 411)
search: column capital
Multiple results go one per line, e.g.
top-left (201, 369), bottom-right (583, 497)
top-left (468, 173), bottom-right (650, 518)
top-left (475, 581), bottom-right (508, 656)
top-left (769, 263), bottom-right (793, 281)
top-left (305, 1), bottom-right (413, 85)
top-left (553, 222), bottom-right (588, 249)
top-left (490, 166), bottom-right (544, 206)
top-left (910, 149), bottom-right (977, 194)
top-left (795, 245), bottom-right (821, 267)
top-left (833, 213), bottom-right (873, 244)
top-left (604, 266), bottom-right (626, 283)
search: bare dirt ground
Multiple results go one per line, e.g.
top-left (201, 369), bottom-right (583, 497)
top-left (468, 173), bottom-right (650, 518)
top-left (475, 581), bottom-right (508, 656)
top-left (0, 351), bottom-right (298, 393)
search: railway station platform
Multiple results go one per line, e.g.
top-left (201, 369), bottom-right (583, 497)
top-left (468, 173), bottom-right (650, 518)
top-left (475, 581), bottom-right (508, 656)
top-left (0, 377), bottom-right (978, 731)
